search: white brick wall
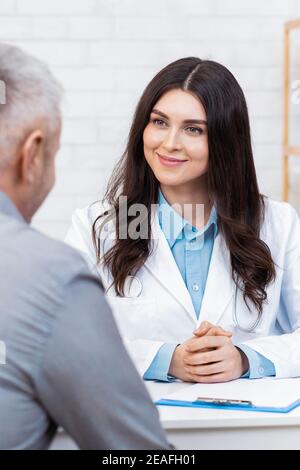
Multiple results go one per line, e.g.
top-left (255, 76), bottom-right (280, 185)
top-left (16, 0), bottom-right (95, 16)
top-left (0, 0), bottom-right (299, 239)
top-left (0, 0), bottom-right (16, 15)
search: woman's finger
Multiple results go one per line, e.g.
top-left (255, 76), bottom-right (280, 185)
top-left (184, 360), bottom-right (225, 376)
top-left (193, 325), bottom-right (232, 337)
top-left (184, 348), bottom-right (223, 366)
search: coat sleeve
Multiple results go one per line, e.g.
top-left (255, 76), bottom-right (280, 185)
top-left (65, 207), bottom-right (166, 376)
top-left (240, 204), bottom-right (300, 378)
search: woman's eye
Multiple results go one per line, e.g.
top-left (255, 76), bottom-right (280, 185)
top-left (152, 118), bottom-right (167, 127)
top-left (186, 126), bottom-right (203, 135)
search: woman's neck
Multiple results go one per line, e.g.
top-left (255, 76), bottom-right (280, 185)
top-left (160, 177), bottom-right (212, 229)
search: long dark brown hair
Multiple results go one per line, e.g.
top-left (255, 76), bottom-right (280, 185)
top-left (92, 57), bottom-right (276, 315)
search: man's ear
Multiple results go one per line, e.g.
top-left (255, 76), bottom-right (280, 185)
top-left (19, 129), bottom-right (45, 185)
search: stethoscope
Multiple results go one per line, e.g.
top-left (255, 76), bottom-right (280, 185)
top-left (116, 275), bottom-right (262, 333)
top-left (232, 284), bottom-right (262, 333)
top-left (106, 275), bottom-right (143, 298)
top-left (125, 276), bottom-right (143, 297)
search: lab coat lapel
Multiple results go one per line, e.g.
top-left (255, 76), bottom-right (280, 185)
top-left (145, 213), bottom-right (196, 322)
top-left (197, 233), bottom-right (235, 327)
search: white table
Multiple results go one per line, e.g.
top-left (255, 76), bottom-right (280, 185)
top-left (50, 381), bottom-right (300, 450)
top-left (147, 381), bottom-right (300, 450)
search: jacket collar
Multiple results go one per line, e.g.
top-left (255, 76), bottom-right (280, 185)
top-left (102, 200), bottom-right (234, 325)
top-left (0, 191), bottom-right (26, 223)
top-left (145, 208), bottom-right (234, 325)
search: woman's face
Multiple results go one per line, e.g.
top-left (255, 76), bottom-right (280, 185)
top-left (143, 88), bottom-right (209, 189)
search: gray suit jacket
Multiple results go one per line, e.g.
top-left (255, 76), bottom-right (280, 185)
top-left (0, 191), bottom-right (170, 450)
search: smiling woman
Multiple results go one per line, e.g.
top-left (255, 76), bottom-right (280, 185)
top-left (65, 57), bottom-right (300, 385)
top-left (143, 88), bottom-right (211, 223)
top-left (144, 89), bottom-right (208, 181)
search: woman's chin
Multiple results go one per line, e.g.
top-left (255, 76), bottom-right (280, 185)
top-left (156, 176), bottom-right (186, 188)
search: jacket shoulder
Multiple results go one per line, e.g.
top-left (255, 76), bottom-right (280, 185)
top-left (71, 201), bottom-right (115, 240)
top-left (17, 224), bottom-right (92, 287)
top-left (263, 197), bottom-right (298, 224)
top-left (72, 201), bottom-right (110, 226)
top-left (261, 197), bottom-right (299, 244)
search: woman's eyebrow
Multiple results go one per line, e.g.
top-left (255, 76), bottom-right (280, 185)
top-left (151, 108), bottom-right (207, 125)
top-left (182, 118), bottom-right (207, 125)
top-left (151, 108), bottom-right (169, 119)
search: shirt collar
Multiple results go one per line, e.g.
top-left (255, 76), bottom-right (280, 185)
top-left (158, 190), bottom-right (186, 247)
top-left (158, 189), bottom-right (218, 248)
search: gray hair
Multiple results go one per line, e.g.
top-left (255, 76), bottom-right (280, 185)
top-left (0, 44), bottom-right (63, 169)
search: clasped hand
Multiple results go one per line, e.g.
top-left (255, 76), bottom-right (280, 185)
top-left (169, 322), bottom-right (249, 383)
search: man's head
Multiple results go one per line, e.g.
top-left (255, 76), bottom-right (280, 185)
top-left (0, 44), bottom-right (63, 222)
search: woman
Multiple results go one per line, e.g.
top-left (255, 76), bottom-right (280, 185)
top-left (65, 57), bottom-right (300, 383)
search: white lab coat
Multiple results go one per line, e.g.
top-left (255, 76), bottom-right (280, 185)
top-left (65, 198), bottom-right (300, 378)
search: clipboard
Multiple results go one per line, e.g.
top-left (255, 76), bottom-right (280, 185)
top-left (155, 378), bottom-right (300, 413)
top-left (155, 398), bottom-right (300, 413)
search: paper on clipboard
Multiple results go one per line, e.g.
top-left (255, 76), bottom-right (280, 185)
top-left (157, 378), bottom-right (300, 410)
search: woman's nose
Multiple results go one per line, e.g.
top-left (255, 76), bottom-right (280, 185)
top-left (162, 128), bottom-right (182, 152)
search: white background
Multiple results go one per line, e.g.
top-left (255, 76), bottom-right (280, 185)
top-left (0, 0), bottom-right (300, 239)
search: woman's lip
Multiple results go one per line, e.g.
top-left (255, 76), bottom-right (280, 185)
top-left (157, 153), bottom-right (188, 165)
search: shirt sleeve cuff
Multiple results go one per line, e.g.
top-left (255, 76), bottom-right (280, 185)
top-left (143, 343), bottom-right (179, 382)
top-left (237, 344), bottom-right (276, 379)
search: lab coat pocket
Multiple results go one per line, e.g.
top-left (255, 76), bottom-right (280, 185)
top-left (106, 296), bottom-right (156, 340)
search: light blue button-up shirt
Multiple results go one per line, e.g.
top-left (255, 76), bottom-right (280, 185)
top-left (144, 190), bottom-right (275, 381)
top-left (157, 190), bottom-right (218, 317)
